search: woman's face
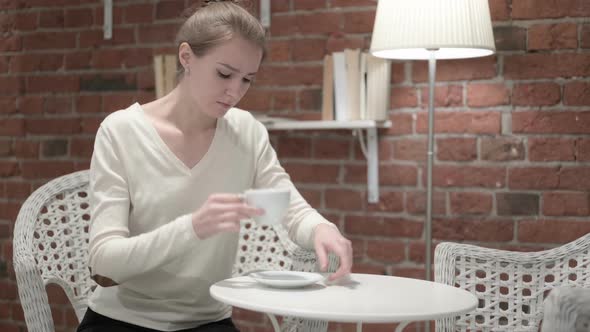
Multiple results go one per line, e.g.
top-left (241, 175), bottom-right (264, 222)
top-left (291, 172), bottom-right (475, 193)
top-left (179, 37), bottom-right (263, 118)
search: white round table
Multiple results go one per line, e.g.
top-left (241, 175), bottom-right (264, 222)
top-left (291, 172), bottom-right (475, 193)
top-left (210, 273), bottom-right (477, 331)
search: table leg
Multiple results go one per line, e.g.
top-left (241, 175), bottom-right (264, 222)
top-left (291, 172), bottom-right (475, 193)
top-left (266, 313), bottom-right (281, 332)
top-left (394, 321), bottom-right (410, 332)
top-left (356, 322), bottom-right (362, 332)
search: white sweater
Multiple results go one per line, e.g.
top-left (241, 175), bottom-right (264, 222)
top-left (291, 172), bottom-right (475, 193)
top-left (87, 103), bottom-right (332, 331)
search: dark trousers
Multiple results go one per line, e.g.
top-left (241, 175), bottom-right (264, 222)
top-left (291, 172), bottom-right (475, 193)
top-left (77, 308), bottom-right (240, 332)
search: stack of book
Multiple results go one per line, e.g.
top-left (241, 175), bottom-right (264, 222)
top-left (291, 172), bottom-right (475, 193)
top-left (322, 49), bottom-right (392, 122)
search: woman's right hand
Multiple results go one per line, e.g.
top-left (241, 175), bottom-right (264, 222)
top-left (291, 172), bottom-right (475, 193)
top-left (191, 193), bottom-right (264, 239)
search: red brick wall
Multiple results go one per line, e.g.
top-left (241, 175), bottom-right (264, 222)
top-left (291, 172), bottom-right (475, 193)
top-left (1, 0), bottom-right (589, 331)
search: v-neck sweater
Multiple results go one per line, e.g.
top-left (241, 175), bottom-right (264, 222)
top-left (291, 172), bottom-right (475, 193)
top-left (87, 103), bottom-right (332, 331)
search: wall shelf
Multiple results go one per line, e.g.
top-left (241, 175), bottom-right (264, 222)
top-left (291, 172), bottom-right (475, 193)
top-left (258, 118), bottom-right (392, 204)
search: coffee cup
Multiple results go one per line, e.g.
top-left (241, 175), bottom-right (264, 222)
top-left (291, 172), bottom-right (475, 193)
top-left (243, 187), bottom-right (290, 226)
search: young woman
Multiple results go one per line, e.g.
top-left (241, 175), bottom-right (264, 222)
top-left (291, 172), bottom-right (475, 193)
top-left (77, 1), bottom-right (353, 331)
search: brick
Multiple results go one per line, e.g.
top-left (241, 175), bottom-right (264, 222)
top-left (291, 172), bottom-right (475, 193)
top-left (489, 0), bottom-right (510, 20)
top-left (26, 119), bottom-right (81, 135)
top-left (256, 65), bottom-right (322, 86)
top-left (283, 163), bottom-right (339, 184)
top-left (493, 26), bottom-right (526, 51)
top-left (270, 0), bottom-right (290, 12)
top-left (92, 49), bottom-right (126, 69)
top-left (366, 164), bottom-right (417, 186)
top-left (505, 53), bottom-right (590, 79)
top-left (512, 111), bottom-right (590, 134)
top-left (416, 111), bottom-right (501, 135)
top-left (313, 138), bottom-right (350, 160)
top-left (0, 119), bottom-right (24, 136)
top-left (325, 189), bottom-right (363, 211)
top-left (0, 35), bottom-right (21, 52)
top-left (18, 95), bottom-right (43, 114)
top-left (332, 0), bottom-right (375, 7)
top-left (81, 117), bottom-right (102, 134)
top-left (513, 83), bottom-right (561, 106)
top-left (269, 14), bottom-right (297, 36)
top-left (124, 3), bottom-right (154, 23)
top-left (298, 89), bottom-right (321, 111)
top-left (509, 167), bottom-right (560, 190)
top-left (5, 181), bottom-right (31, 200)
top-left (0, 97), bottom-right (16, 114)
top-left (0, 77), bottom-right (23, 95)
top-left (271, 90), bottom-right (295, 111)
top-left (80, 74), bottom-right (136, 92)
top-left (413, 56), bottom-right (497, 82)
top-left (528, 23), bottom-right (577, 50)
top-left (434, 218), bottom-right (514, 242)
top-left (65, 52), bottom-right (92, 70)
top-left (276, 137), bottom-right (311, 159)
top-left (0, 161), bottom-right (19, 177)
top-left (64, 8), bottom-right (93, 28)
top-left (518, 220), bottom-right (590, 244)
top-left (559, 167), bottom-right (590, 191)
top-left (79, 28), bottom-right (135, 48)
top-left (529, 138), bottom-right (576, 161)
top-left (405, 191), bottom-right (446, 215)
top-left (450, 192), bottom-right (493, 215)
top-left (23, 32), bottom-right (76, 50)
top-left (137, 24), bottom-right (178, 44)
top-left (42, 139), bottom-right (68, 157)
top-left (367, 191), bottom-right (404, 213)
top-left (15, 12), bottom-right (38, 31)
top-left (344, 215), bottom-right (422, 238)
top-left (39, 10), bottom-right (64, 28)
top-left (512, 0), bottom-right (590, 19)
top-left (296, 12), bottom-right (342, 34)
top-left (10, 53), bottom-right (63, 73)
top-left (563, 81), bottom-right (590, 106)
top-left (293, 0), bottom-right (326, 10)
top-left (325, 32), bottom-right (365, 52)
top-left (76, 95), bottom-right (102, 114)
top-left (393, 138), bottom-right (426, 162)
top-left (437, 138), bottom-right (477, 161)
top-left (391, 87), bottom-right (418, 108)
top-left (268, 40), bottom-right (291, 62)
top-left (578, 138), bottom-right (590, 161)
top-left (26, 76), bottom-right (79, 94)
top-left (292, 38), bottom-right (326, 61)
top-left (420, 85), bottom-right (463, 108)
top-left (387, 113), bottom-right (413, 135)
top-left (352, 263), bottom-right (387, 275)
top-left (44, 96), bottom-right (72, 114)
top-left (582, 24), bottom-right (590, 49)
top-left (497, 193), bottom-right (539, 216)
top-left (0, 140), bottom-right (12, 156)
top-left (481, 137), bottom-right (525, 162)
top-left (101, 93), bottom-right (141, 113)
top-left (353, 139), bottom-right (393, 162)
top-left (21, 161), bottom-right (75, 179)
top-left (433, 165), bottom-right (506, 188)
top-left (155, 0), bottom-right (184, 20)
top-left (467, 83), bottom-right (510, 107)
top-left (543, 192), bottom-right (590, 216)
top-left (342, 10), bottom-right (375, 34)
top-left (366, 240), bottom-right (405, 263)
top-left (14, 140), bottom-right (39, 158)
top-left (70, 138), bottom-right (94, 159)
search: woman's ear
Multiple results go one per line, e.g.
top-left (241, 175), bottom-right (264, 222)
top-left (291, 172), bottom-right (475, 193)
top-left (178, 42), bottom-right (192, 68)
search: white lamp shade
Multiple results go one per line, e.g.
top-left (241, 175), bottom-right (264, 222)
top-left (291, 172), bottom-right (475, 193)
top-left (370, 0), bottom-right (496, 60)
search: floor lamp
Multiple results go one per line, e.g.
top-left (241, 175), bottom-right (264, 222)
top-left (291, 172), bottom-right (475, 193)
top-left (370, 0), bottom-right (496, 283)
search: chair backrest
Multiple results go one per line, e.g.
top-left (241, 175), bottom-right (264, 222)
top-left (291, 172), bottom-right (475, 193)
top-left (13, 170), bottom-right (94, 332)
top-left (14, 170), bottom-right (333, 332)
top-left (435, 234), bottom-right (590, 331)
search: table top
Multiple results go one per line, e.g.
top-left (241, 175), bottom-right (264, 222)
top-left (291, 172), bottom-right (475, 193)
top-left (210, 273), bottom-right (478, 323)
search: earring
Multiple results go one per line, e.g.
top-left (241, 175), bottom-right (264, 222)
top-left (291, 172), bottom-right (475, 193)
top-left (185, 67), bottom-right (191, 76)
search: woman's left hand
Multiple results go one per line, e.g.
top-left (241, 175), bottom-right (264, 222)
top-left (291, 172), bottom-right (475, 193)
top-left (313, 223), bottom-right (353, 281)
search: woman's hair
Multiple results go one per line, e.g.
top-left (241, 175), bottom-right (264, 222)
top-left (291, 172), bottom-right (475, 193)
top-left (175, 0), bottom-right (266, 77)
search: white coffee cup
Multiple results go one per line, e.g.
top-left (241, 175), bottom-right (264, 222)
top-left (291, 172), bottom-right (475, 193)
top-left (243, 187), bottom-right (291, 226)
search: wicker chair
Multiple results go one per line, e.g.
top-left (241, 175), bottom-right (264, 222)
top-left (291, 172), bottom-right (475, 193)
top-left (434, 234), bottom-right (590, 331)
top-left (541, 286), bottom-right (590, 332)
top-left (13, 170), bottom-right (335, 332)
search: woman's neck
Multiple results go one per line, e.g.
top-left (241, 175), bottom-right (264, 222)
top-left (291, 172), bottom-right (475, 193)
top-left (158, 87), bottom-right (217, 135)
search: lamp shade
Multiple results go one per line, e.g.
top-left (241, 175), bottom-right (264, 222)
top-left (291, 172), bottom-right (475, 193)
top-left (370, 0), bottom-right (495, 60)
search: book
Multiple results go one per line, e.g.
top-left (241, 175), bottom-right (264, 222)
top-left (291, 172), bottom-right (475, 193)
top-left (344, 48), bottom-right (361, 120)
top-left (153, 55), bottom-right (177, 99)
top-left (365, 53), bottom-right (391, 121)
top-left (321, 54), bottom-right (334, 121)
top-left (332, 51), bottom-right (349, 121)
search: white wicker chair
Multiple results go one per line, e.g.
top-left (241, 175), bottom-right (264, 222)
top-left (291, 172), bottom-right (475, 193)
top-left (13, 170), bottom-right (335, 332)
top-left (541, 286), bottom-right (590, 332)
top-left (434, 234), bottom-right (590, 331)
